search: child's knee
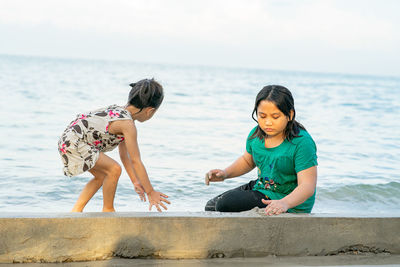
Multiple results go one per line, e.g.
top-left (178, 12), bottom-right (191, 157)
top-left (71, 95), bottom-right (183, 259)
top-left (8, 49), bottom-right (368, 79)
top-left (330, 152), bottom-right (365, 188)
top-left (93, 175), bottom-right (106, 183)
top-left (108, 163), bottom-right (122, 178)
top-left (205, 198), bottom-right (217, 211)
top-left (215, 198), bottom-right (230, 212)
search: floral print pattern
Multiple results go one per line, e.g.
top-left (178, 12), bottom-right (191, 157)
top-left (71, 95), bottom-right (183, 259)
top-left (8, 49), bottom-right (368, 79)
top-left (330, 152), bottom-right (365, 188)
top-left (58, 105), bottom-right (132, 177)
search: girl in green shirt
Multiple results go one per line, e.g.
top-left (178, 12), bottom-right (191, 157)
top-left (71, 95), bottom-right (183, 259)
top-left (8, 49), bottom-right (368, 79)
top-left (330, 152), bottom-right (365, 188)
top-left (205, 85), bottom-right (318, 215)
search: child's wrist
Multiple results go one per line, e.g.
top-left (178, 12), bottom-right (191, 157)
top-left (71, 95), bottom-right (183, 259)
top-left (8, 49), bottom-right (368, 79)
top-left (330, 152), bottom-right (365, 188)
top-left (222, 169), bottom-right (228, 179)
top-left (146, 188), bottom-right (154, 195)
top-left (280, 198), bottom-right (291, 209)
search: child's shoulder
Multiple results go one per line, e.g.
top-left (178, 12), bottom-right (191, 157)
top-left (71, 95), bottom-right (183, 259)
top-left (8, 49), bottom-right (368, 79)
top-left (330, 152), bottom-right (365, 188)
top-left (86, 104), bottom-right (116, 114)
top-left (249, 125), bottom-right (258, 133)
top-left (291, 129), bottom-right (316, 147)
top-left (88, 105), bottom-right (130, 116)
top-left (246, 126), bottom-right (258, 139)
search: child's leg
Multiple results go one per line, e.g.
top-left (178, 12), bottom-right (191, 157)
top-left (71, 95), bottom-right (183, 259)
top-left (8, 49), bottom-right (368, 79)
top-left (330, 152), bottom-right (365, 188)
top-left (71, 168), bottom-right (106, 212)
top-left (215, 190), bottom-right (267, 212)
top-left (205, 180), bottom-right (258, 211)
top-left (94, 153), bottom-right (122, 212)
top-left (100, 160), bottom-right (122, 212)
top-left (72, 153), bottom-right (121, 212)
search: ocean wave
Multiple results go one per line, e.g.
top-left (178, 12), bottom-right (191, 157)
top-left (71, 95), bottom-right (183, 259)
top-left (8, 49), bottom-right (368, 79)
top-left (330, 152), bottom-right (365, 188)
top-left (317, 182), bottom-right (400, 203)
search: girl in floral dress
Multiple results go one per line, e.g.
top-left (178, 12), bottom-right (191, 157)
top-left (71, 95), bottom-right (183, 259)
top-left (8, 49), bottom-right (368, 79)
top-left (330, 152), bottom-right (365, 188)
top-left (58, 78), bottom-right (170, 212)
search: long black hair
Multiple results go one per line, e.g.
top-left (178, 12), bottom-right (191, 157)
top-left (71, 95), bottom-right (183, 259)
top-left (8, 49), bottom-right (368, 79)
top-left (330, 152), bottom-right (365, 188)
top-left (250, 85), bottom-right (305, 141)
top-left (127, 78), bottom-right (164, 111)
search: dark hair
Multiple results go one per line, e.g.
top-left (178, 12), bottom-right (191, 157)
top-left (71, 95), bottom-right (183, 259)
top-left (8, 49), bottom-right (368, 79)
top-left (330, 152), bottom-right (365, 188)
top-left (250, 85), bottom-right (305, 141)
top-left (128, 78), bottom-right (164, 111)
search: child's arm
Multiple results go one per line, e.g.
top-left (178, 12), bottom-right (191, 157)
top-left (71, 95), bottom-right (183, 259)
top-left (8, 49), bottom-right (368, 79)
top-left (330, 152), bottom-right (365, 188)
top-left (262, 166), bottom-right (317, 215)
top-left (205, 151), bottom-right (255, 185)
top-left (118, 141), bottom-right (146, 201)
top-left (109, 120), bottom-right (170, 212)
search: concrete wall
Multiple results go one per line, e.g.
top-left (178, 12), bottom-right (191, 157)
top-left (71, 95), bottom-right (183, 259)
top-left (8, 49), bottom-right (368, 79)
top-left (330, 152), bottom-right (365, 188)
top-left (0, 211), bottom-right (399, 263)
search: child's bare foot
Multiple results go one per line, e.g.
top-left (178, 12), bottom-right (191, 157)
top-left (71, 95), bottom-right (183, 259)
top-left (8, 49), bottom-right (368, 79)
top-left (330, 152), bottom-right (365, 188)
top-left (102, 208), bottom-right (115, 212)
top-left (71, 208), bottom-right (83, 212)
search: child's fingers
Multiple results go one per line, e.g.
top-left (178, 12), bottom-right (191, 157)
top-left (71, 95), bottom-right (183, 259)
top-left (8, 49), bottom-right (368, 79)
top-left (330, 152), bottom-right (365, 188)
top-left (275, 209), bottom-right (284, 215)
top-left (265, 206), bottom-right (283, 216)
top-left (216, 170), bottom-right (225, 177)
top-left (261, 199), bottom-right (271, 205)
top-left (207, 170), bottom-right (216, 182)
top-left (160, 193), bottom-right (169, 198)
top-left (209, 169), bottom-right (218, 176)
top-left (160, 202), bottom-right (168, 210)
top-left (205, 169), bottom-right (225, 185)
top-left (161, 198), bottom-right (171, 205)
top-left (265, 207), bottom-right (275, 216)
top-left (264, 201), bottom-right (274, 215)
top-left (156, 204), bottom-right (162, 212)
top-left (136, 189), bottom-right (146, 201)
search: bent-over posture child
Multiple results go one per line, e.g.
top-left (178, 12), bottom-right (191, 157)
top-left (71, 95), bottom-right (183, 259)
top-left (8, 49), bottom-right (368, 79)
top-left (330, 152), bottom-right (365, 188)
top-left (205, 85), bottom-right (317, 215)
top-left (58, 78), bottom-right (170, 212)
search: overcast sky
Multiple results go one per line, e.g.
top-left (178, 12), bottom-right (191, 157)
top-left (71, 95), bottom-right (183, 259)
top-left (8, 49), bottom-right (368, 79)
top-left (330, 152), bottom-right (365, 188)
top-left (1, 0), bottom-right (399, 76)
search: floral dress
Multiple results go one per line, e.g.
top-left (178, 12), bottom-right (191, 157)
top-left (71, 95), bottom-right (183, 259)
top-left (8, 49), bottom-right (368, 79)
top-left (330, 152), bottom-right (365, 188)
top-left (58, 105), bottom-right (132, 177)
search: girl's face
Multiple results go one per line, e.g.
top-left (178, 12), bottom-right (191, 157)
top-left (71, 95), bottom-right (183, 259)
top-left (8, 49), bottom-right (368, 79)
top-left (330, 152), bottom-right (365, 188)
top-left (256, 100), bottom-right (293, 139)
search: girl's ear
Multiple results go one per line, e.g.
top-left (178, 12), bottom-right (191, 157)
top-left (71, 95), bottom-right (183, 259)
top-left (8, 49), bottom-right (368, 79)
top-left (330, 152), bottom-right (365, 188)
top-left (289, 110), bottom-right (294, 121)
top-left (146, 107), bottom-right (156, 115)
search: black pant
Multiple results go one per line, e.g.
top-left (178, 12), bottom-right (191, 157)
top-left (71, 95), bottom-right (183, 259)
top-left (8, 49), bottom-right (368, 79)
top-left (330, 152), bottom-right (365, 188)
top-left (205, 180), bottom-right (268, 212)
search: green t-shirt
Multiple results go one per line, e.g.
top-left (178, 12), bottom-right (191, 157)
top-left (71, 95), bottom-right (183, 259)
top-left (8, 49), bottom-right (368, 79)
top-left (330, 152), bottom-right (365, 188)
top-left (246, 126), bottom-right (318, 213)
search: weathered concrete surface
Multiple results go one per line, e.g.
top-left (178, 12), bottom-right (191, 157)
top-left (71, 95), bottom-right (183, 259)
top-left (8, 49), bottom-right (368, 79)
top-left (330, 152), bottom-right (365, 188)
top-left (3, 255), bottom-right (400, 267)
top-left (0, 211), bottom-right (399, 263)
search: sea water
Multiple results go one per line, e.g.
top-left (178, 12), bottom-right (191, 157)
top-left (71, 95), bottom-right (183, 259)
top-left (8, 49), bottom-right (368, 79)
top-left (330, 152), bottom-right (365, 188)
top-left (0, 54), bottom-right (399, 214)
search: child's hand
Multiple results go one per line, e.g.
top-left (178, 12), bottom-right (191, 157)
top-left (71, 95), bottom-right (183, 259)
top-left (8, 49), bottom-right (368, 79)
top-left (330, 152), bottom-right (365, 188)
top-left (262, 199), bottom-right (289, 216)
top-left (148, 190), bottom-right (170, 212)
top-left (205, 169), bottom-right (227, 185)
top-left (133, 182), bottom-right (146, 202)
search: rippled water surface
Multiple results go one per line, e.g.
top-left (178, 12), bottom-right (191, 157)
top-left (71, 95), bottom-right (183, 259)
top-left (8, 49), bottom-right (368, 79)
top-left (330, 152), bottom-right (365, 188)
top-left (0, 54), bottom-right (399, 214)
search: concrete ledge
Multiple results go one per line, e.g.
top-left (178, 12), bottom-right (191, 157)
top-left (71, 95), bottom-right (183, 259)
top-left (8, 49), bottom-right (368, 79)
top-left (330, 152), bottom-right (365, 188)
top-left (0, 211), bottom-right (399, 263)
